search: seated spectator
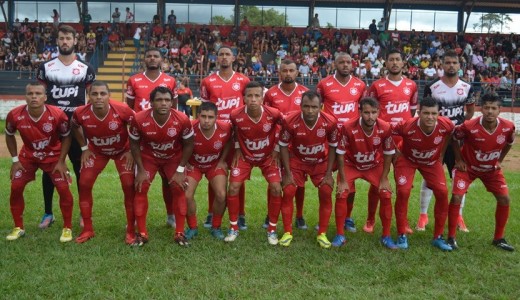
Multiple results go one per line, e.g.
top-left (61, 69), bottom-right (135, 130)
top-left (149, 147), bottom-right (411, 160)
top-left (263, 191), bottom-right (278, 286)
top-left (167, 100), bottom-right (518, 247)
top-left (298, 60), bottom-right (311, 85)
top-left (18, 55), bottom-right (32, 79)
top-left (472, 52), bottom-right (486, 71)
top-left (107, 31), bottom-right (120, 51)
top-left (0, 46), bottom-right (6, 70)
top-left (370, 65), bottom-right (381, 79)
top-left (423, 65), bottom-right (436, 80)
top-left (355, 63), bottom-right (367, 79)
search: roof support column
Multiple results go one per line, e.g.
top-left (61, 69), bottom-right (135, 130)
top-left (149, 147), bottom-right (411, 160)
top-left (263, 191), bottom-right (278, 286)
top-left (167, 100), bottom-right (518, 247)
top-left (234, 0), bottom-right (240, 27)
top-left (309, 0), bottom-right (316, 27)
top-left (383, 0), bottom-right (393, 30)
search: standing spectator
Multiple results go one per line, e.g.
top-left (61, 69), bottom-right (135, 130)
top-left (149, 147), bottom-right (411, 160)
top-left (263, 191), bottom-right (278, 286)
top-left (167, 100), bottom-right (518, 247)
top-left (83, 9), bottom-right (92, 33)
top-left (177, 78), bottom-right (193, 117)
top-left (111, 8), bottom-right (121, 32)
top-left (310, 13), bottom-right (320, 29)
top-left (125, 7), bottom-right (134, 36)
top-left (167, 10), bottom-right (177, 32)
top-left (52, 9), bottom-right (60, 29)
top-left (132, 25), bottom-right (142, 54)
top-left (377, 18), bottom-right (386, 33)
top-left (369, 19), bottom-right (378, 39)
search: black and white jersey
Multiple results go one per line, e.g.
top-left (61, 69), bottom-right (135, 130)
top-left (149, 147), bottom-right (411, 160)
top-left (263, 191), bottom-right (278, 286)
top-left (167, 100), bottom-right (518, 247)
top-left (37, 57), bottom-right (96, 118)
top-left (424, 78), bottom-right (475, 125)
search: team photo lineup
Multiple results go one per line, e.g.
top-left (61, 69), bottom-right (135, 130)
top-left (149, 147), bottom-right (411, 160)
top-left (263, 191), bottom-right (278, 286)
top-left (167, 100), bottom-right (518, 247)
top-left (5, 24), bottom-right (516, 253)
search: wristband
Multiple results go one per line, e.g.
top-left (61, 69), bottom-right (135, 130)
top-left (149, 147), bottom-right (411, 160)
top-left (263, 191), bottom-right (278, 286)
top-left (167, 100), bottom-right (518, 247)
top-left (176, 165), bottom-right (185, 173)
top-left (81, 145), bottom-right (89, 151)
top-left (12, 156), bottom-right (19, 163)
top-left (274, 144), bottom-right (280, 152)
top-left (235, 142), bottom-right (240, 149)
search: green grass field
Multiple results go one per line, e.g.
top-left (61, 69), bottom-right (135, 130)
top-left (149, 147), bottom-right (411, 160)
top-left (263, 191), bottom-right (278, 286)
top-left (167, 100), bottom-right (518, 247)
top-left (0, 157), bottom-right (519, 299)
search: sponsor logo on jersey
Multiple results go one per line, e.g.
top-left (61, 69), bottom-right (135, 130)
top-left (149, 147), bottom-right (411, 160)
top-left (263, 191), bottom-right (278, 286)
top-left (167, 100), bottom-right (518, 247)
top-left (326, 82), bottom-right (333, 86)
top-left (332, 102), bottom-right (356, 115)
top-left (411, 149), bottom-right (436, 159)
top-left (150, 141), bottom-right (175, 151)
top-left (109, 121), bottom-right (118, 131)
top-left (245, 137), bottom-right (269, 150)
top-left (475, 150), bottom-right (501, 162)
top-left (195, 153), bottom-right (219, 164)
top-left (31, 137), bottom-right (51, 150)
top-left (385, 102), bottom-right (409, 114)
top-left (167, 128), bottom-right (177, 137)
top-left (354, 151), bottom-right (376, 163)
top-left (217, 98), bottom-right (240, 110)
top-left (50, 85), bottom-right (79, 99)
top-left (470, 129), bottom-right (479, 133)
top-left (297, 144), bottom-right (325, 155)
top-left (42, 123), bottom-right (53, 133)
top-left (92, 134), bottom-right (121, 146)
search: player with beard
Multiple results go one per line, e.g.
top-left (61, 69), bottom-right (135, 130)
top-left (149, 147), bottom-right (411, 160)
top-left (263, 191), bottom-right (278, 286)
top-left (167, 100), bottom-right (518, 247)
top-left (36, 25), bottom-right (96, 229)
top-left (418, 50), bottom-right (475, 233)
top-left (125, 48), bottom-right (178, 228)
top-left (264, 59), bottom-right (310, 230)
top-left (200, 47), bottom-right (250, 230)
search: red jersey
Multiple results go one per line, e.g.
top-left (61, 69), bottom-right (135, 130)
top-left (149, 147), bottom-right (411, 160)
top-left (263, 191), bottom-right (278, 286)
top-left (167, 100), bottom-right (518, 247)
top-left (125, 72), bottom-right (177, 113)
top-left (337, 118), bottom-right (395, 170)
top-left (189, 120), bottom-right (232, 169)
top-left (72, 100), bottom-right (135, 156)
top-left (316, 74), bottom-right (366, 124)
top-left (368, 76), bottom-right (418, 126)
top-left (454, 116), bottom-right (515, 173)
top-left (264, 83), bottom-right (309, 117)
top-left (230, 106), bottom-right (282, 163)
top-left (200, 71), bottom-right (250, 121)
top-left (5, 104), bottom-right (70, 163)
top-left (128, 109), bottom-right (194, 160)
top-left (392, 116), bottom-right (455, 166)
top-left (279, 111), bottom-right (338, 164)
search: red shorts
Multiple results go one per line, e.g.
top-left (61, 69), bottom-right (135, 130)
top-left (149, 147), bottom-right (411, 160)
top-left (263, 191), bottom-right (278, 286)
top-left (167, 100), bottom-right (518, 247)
top-left (394, 156), bottom-right (447, 192)
top-left (186, 164), bottom-right (227, 182)
top-left (392, 135), bottom-right (403, 151)
top-left (141, 153), bottom-right (182, 184)
top-left (230, 156), bottom-right (281, 183)
top-left (343, 163), bottom-right (383, 192)
top-left (452, 168), bottom-right (508, 196)
top-left (80, 152), bottom-right (134, 180)
top-left (13, 157), bottom-right (69, 187)
top-left (285, 158), bottom-right (327, 187)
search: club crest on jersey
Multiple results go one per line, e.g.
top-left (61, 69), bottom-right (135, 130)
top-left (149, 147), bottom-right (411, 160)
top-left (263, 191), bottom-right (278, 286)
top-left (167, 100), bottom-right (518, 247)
top-left (373, 137), bottom-right (381, 145)
top-left (497, 134), bottom-right (505, 144)
top-left (263, 124), bottom-right (272, 132)
top-left (457, 88), bottom-right (464, 95)
top-left (109, 121), bottom-right (118, 130)
top-left (232, 168), bottom-right (240, 176)
top-left (397, 175), bottom-right (407, 185)
top-left (42, 123), bottom-right (53, 133)
top-left (72, 68), bottom-right (80, 75)
top-left (316, 128), bottom-right (326, 137)
top-left (214, 141), bottom-right (223, 150)
top-left (232, 83), bottom-right (241, 91)
top-left (350, 88), bottom-right (358, 96)
top-left (167, 128), bottom-right (177, 137)
top-left (456, 180), bottom-right (466, 190)
top-left (403, 87), bottom-right (411, 95)
top-left (294, 97), bottom-right (302, 105)
top-left (434, 136), bottom-right (443, 145)
top-left (84, 158), bottom-right (95, 168)
top-left (14, 170), bottom-right (23, 179)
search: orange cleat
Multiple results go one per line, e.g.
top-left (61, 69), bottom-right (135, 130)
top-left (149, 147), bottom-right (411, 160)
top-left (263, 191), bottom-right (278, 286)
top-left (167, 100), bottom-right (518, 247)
top-left (416, 213), bottom-right (428, 231)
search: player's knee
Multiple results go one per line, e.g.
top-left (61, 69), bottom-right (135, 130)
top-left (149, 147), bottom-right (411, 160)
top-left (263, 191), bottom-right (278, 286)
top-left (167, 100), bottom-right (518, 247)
top-left (214, 189), bottom-right (226, 202)
top-left (269, 183), bottom-right (281, 196)
top-left (496, 194), bottom-right (510, 206)
top-left (450, 194), bottom-right (463, 204)
top-left (283, 184), bottom-right (297, 197)
top-left (228, 183), bottom-right (241, 196)
top-left (379, 189), bottom-right (392, 201)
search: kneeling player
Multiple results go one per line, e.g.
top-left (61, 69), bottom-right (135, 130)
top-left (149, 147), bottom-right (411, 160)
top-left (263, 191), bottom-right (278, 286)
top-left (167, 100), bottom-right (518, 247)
top-left (447, 93), bottom-right (515, 251)
top-left (184, 102), bottom-right (232, 240)
top-left (336, 97), bottom-right (397, 249)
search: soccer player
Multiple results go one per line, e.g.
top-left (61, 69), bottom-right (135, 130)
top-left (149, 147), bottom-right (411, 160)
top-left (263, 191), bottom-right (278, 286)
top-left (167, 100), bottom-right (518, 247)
top-left (368, 49), bottom-right (418, 234)
top-left (71, 81), bottom-right (136, 244)
top-left (335, 97), bottom-right (397, 249)
top-left (317, 52), bottom-right (366, 233)
top-left (418, 50), bottom-right (475, 232)
top-left (129, 86), bottom-right (194, 246)
top-left (5, 82), bottom-right (73, 242)
top-left (390, 96), bottom-right (454, 251)
top-left (36, 24), bottom-right (96, 229)
top-left (279, 91), bottom-right (338, 248)
top-left (225, 81), bottom-right (283, 244)
top-left (184, 102), bottom-right (232, 240)
top-left (447, 93), bottom-right (515, 251)
top-left (200, 46), bottom-right (250, 230)
top-left (125, 47), bottom-right (178, 228)
top-left (264, 59), bottom-right (310, 230)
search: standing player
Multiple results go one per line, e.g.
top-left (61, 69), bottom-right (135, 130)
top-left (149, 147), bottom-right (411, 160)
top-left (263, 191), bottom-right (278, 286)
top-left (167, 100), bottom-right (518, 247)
top-left (317, 52), bottom-right (366, 233)
top-left (129, 86), bottom-right (194, 246)
top-left (447, 93), bottom-right (515, 251)
top-left (125, 47), bottom-right (178, 228)
top-left (200, 46), bottom-right (250, 229)
top-left (225, 81), bottom-right (283, 244)
top-left (368, 49), bottom-right (417, 234)
top-left (279, 91), bottom-right (338, 248)
top-left (184, 102), bottom-right (232, 240)
top-left (71, 81), bottom-right (136, 244)
top-left (36, 25), bottom-right (96, 229)
top-left (418, 50), bottom-right (475, 232)
top-left (264, 59), bottom-right (310, 230)
top-left (390, 97), bottom-right (454, 251)
top-left (5, 82), bottom-right (74, 242)
top-left (335, 97), bottom-right (397, 249)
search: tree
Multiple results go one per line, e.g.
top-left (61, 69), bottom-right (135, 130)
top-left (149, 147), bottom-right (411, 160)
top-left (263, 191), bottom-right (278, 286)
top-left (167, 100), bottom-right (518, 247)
top-left (211, 15), bottom-right (234, 25)
top-left (473, 13), bottom-right (512, 33)
top-left (212, 5), bottom-right (287, 26)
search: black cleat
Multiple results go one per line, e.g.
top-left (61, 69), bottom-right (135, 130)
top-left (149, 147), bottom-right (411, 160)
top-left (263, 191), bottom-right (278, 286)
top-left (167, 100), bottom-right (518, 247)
top-left (492, 238), bottom-right (515, 252)
top-left (447, 237), bottom-right (459, 250)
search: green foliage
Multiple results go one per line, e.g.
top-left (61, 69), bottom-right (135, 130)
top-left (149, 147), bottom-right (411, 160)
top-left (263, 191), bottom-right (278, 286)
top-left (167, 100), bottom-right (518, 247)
top-left (240, 5), bottom-right (287, 27)
top-left (211, 15), bottom-right (234, 26)
top-left (473, 13), bottom-right (513, 33)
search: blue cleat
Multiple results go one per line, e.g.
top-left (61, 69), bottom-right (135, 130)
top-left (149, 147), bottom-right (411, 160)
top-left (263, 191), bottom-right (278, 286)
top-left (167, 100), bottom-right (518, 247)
top-left (344, 218), bottom-right (357, 233)
top-left (432, 236), bottom-right (453, 251)
top-left (262, 215), bottom-right (269, 229)
top-left (238, 215), bottom-right (248, 230)
top-left (381, 236), bottom-right (398, 249)
top-left (184, 228), bottom-right (198, 240)
top-left (210, 228), bottom-right (225, 240)
top-left (331, 234), bottom-right (347, 247)
top-left (396, 234), bottom-right (409, 249)
top-left (203, 214), bottom-right (213, 229)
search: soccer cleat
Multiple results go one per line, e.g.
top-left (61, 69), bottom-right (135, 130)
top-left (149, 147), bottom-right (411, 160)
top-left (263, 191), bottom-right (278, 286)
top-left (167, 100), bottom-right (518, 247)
top-left (203, 214), bottom-right (213, 229)
top-left (262, 215), bottom-right (269, 229)
top-left (295, 217), bottom-right (308, 230)
top-left (381, 236), bottom-right (398, 249)
top-left (317, 233), bottom-right (332, 249)
top-left (125, 232), bottom-right (137, 245)
top-left (60, 228), bottom-right (73, 243)
top-left (416, 213), bottom-right (428, 231)
top-left (279, 232), bottom-right (293, 247)
top-left (447, 237), bottom-right (459, 250)
top-left (75, 231), bottom-right (95, 243)
top-left (6, 227), bottom-right (25, 241)
top-left (79, 215), bottom-right (84, 228)
top-left (432, 236), bottom-right (453, 251)
top-left (344, 218), bottom-right (357, 233)
top-left (174, 232), bottom-right (190, 247)
top-left (184, 228), bottom-right (198, 240)
top-left (238, 215), bottom-right (248, 230)
top-left (39, 213), bottom-right (55, 229)
top-left (166, 214), bottom-right (176, 228)
top-left (224, 229), bottom-right (239, 242)
top-left (267, 231), bottom-right (279, 245)
top-left (331, 234), bottom-right (347, 247)
top-left (363, 220), bottom-right (375, 234)
top-left (210, 228), bottom-right (225, 240)
top-left (457, 216), bottom-right (469, 232)
top-left (396, 234), bottom-right (409, 249)
top-left (492, 238), bottom-right (515, 252)
top-left (132, 233), bottom-right (149, 247)
top-left (405, 222), bottom-right (414, 234)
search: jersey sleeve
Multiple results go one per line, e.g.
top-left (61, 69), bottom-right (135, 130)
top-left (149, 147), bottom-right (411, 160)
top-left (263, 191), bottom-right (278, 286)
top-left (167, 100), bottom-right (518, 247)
top-left (278, 119), bottom-right (291, 147)
top-left (327, 120), bottom-right (339, 147)
top-left (5, 112), bottom-right (17, 135)
top-left (200, 79), bottom-right (209, 102)
top-left (465, 85), bottom-right (476, 105)
top-left (453, 123), bottom-right (467, 141)
top-left (367, 83), bottom-right (378, 98)
top-left (336, 126), bottom-right (348, 155)
top-left (410, 82), bottom-right (418, 110)
top-left (36, 64), bottom-right (46, 85)
top-left (181, 115), bottom-right (194, 139)
top-left (71, 110), bottom-right (81, 128)
top-left (85, 64), bottom-right (96, 87)
top-left (383, 129), bottom-right (396, 155)
top-left (58, 111), bottom-right (71, 137)
top-left (507, 124), bottom-right (515, 145)
top-left (316, 81), bottom-right (325, 100)
top-left (125, 77), bottom-right (135, 99)
top-left (128, 118), bottom-right (141, 140)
